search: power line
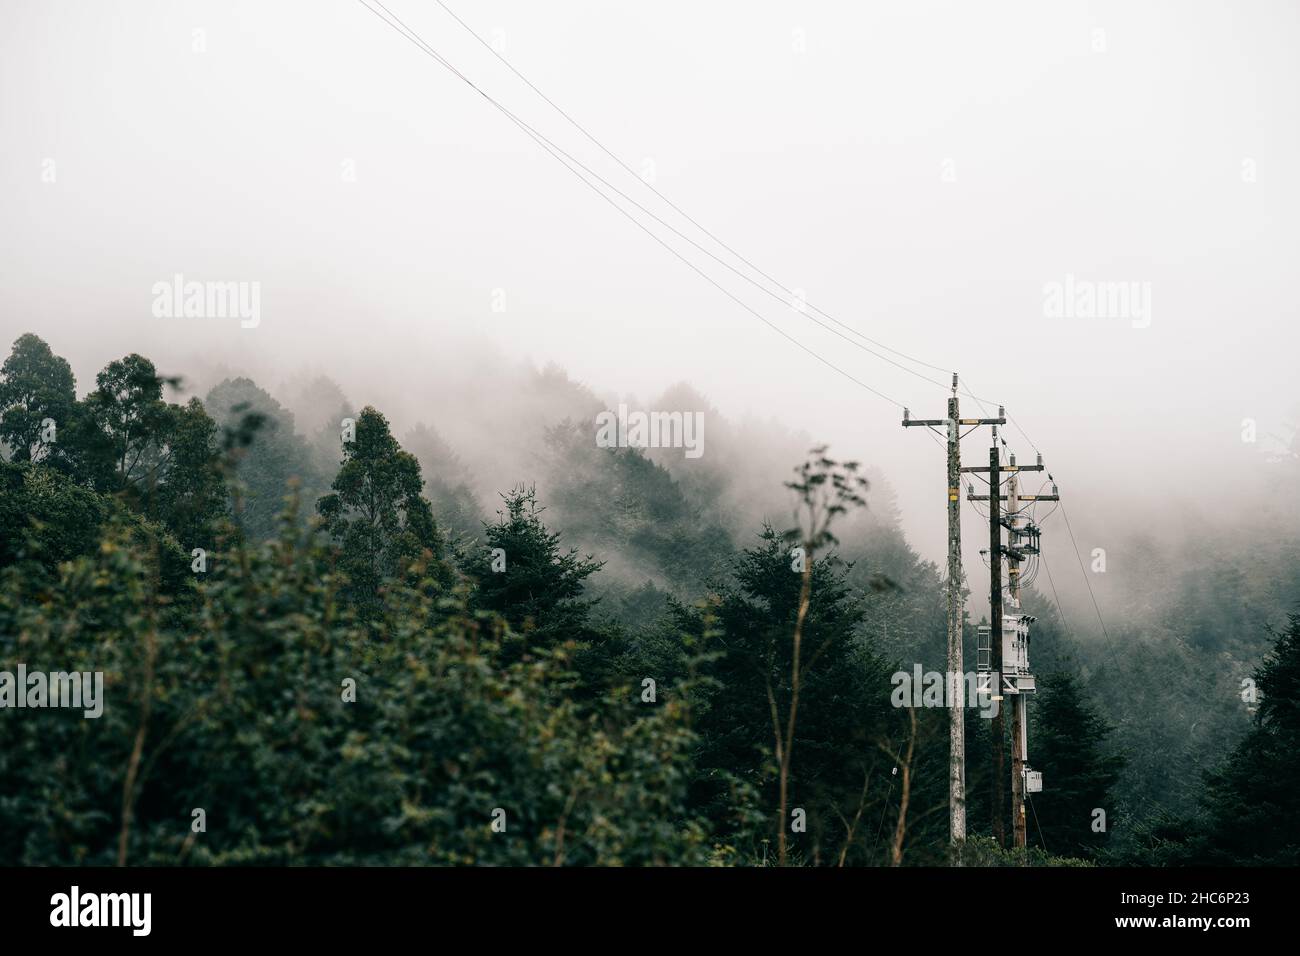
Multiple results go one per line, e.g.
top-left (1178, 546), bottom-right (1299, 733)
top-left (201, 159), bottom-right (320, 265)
top-left (359, 1), bottom-right (1080, 474)
top-left (1040, 541), bottom-right (1122, 686)
top-left (427, 0), bottom-right (958, 383)
top-left (961, 379), bottom-right (1040, 456)
top-left (1058, 499), bottom-right (1114, 649)
top-left (362, 0), bottom-right (1072, 476)
top-left (368, 2), bottom-right (953, 396)
top-left (361, 0), bottom-right (1086, 585)
top-left (1006, 414), bottom-right (1043, 458)
top-left (1037, 496), bottom-right (1183, 762)
top-left (1027, 792), bottom-right (1048, 854)
top-left (872, 743), bottom-right (904, 861)
top-left (357, 0), bottom-right (912, 409)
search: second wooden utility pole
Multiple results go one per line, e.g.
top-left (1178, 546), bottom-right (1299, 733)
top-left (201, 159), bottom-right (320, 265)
top-left (1007, 464), bottom-right (1028, 847)
top-left (967, 452), bottom-right (1057, 846)
top-left (987, 441), bottom-right (1006, 847)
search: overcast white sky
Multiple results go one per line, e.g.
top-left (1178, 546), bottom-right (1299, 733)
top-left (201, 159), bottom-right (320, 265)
top-left (2, 0), bottom-right (1298, 577)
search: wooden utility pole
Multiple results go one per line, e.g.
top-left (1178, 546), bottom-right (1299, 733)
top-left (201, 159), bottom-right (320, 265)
top-left (945, 388), bottom-right (965, 845)
top-left (902, 376), bottom-right (1003, 847)
top-left (1007, 463), bottom-right (1030, 848)
top-left (987, 442), bottom-right (1006, 847)
top-left (967, 454), bottom-right (1057, 847)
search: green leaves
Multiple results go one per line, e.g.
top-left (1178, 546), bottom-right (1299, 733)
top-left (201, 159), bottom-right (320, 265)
top-left (1027, 671), bottom-right (1125, 859)
top-left (1195, 614), bottom-right (1300, 865)
top-left (317, 406), bottom-right (451, 626)
top-left (466, 485), bottom-right (602, 651)
top-left (0, 333), bottom-right (76, 464)
top-left (204, 377), bottom-right (324, 542)
top-left (0, 484), bottom-right (713, 866)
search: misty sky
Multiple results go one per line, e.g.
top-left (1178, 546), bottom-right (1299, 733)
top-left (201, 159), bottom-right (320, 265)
top-left (3, 0), bottom-right (1298, 593)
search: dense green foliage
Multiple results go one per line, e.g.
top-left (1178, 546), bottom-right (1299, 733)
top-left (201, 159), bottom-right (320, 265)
top-left (0, 332), bottom-right (75, 463)
top-left (2, 332), bottom-right (1296, 867)
top-left (403, 422), bottom-right (482, 542)
top-left (1027, 671), bottom-right (1124, 858)
top-left (316, 406), bottom-right (452, 626)
top-left (0, 507), bottom-right (714, 865)
top-left (204, 377), bottom-right (324, 542)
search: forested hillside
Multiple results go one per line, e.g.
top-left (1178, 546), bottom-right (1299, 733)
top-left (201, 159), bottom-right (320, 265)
top-left (1, 332), bottom-right (1296, 866)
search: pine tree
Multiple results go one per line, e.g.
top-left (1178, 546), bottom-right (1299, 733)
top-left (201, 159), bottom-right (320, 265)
top-left (540, 421), bottom-right (732, 591)
top-left (1029, 671), bottom-right (1124, 858)
top-left (681, 524), bottom-right (902, 864)
top-left (464, 485), bottom-right (603, 657)
top-left (1199, 614), bottom-right (1300, 865)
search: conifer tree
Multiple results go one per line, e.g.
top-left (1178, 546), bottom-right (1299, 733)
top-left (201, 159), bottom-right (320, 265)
top-left (465, 485), bottom-right (603, 656)
top-left (1029, 671), bottom-right (1124, 858)
top-left (317, 405), bottom-right (449, 624)
top-left (1199, 614), bottom-right (1300, 865)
